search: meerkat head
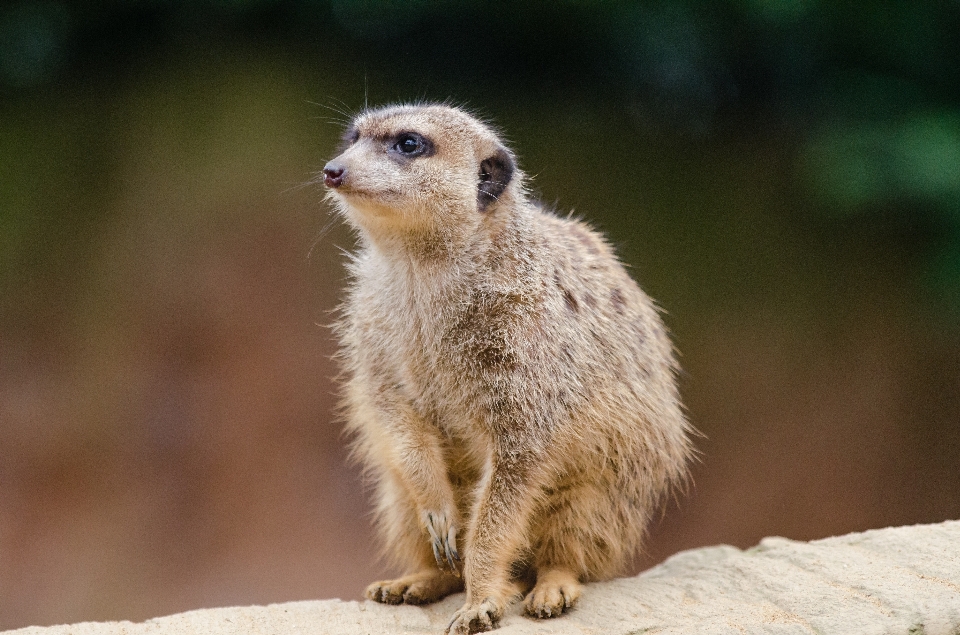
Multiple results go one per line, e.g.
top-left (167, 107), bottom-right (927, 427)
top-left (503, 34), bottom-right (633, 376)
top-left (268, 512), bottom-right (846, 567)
top-left (322, 104), bottom-right (517, 244)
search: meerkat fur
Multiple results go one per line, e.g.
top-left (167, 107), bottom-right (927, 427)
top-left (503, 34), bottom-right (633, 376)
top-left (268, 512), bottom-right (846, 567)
top-left (321, 103), bottom-right (694, 635)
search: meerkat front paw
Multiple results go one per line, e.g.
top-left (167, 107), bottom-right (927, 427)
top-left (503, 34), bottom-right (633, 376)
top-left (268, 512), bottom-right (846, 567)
top-left (366, 570), bottom-right (463, 605)
top-left (445, 597), bottom-right (505, 635)
top-left (523, 568), bottom-right (581, 618)
top-left (422, 509), bottom-right (461, 573)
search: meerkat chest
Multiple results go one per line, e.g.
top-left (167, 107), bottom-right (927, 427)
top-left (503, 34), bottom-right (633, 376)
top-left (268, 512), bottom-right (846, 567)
top-left (353, 263), bottom-right (475, 421)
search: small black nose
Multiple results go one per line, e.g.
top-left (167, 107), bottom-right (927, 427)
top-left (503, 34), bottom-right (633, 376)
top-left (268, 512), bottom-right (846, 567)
top-left (323, 163), bottom-right (345, 188)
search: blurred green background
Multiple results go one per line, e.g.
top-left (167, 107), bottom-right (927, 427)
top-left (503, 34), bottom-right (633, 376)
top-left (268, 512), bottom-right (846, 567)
top-left (1, 0), bottom-right (959, 629)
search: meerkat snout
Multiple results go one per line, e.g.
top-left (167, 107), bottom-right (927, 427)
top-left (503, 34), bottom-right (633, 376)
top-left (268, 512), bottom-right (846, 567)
top-left (322, 162), bottom-right (345, 188)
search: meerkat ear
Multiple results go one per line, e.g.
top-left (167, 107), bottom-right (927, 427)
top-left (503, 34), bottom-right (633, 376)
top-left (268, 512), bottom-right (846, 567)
top-left (477, 147), bottom-right (515, 212)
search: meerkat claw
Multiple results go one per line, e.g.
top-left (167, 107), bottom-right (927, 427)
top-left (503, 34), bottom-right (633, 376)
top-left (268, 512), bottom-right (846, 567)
top-left (443, 523), bottom-right (461, 573)
top-left (426, 512), bottom-right (447, 570)
top-left (425, 511), bottom-right (461, 573)
top-left (444, 537), bottom-right (460, 575)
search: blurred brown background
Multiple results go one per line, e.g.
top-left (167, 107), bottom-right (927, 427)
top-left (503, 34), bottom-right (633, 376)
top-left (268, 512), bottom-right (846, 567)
top-left (1, 1), bottom-right (959, 630)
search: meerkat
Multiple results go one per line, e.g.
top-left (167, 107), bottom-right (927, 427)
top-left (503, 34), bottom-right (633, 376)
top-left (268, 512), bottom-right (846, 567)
top-left (321, 103), bottom-right (694, 635)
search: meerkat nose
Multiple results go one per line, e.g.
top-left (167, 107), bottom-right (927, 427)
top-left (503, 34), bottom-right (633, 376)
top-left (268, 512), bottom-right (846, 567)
top-left (323, 163), bottom-right (346, 188)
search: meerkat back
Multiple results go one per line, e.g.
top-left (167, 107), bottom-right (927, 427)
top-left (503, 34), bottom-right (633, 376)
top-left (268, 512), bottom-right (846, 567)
top-left (322, 103), bottom-right (694, 635)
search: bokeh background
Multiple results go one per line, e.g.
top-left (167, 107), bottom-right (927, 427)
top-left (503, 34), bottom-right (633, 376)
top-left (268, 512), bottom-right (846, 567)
top-left (2, 0), bottom-right (959, 629)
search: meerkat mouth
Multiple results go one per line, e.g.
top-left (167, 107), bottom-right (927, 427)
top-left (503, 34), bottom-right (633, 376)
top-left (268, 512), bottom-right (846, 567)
top-left (330, 183), bottom-right (403, 200)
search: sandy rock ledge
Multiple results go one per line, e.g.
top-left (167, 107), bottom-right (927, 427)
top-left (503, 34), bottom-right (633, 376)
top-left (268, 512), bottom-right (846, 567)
top-left (8, 521), bottom-right (960, 635)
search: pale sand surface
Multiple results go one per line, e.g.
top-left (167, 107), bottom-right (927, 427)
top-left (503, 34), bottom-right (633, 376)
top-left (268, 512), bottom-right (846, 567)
top-left (7, 521), bottom-right (959, 635)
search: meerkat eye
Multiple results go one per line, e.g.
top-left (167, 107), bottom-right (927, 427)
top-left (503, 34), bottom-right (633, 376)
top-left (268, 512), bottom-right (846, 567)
top-left (391, 132), bottom-right (433, 158)
top-left (396, 134), bottom-right (422, 154)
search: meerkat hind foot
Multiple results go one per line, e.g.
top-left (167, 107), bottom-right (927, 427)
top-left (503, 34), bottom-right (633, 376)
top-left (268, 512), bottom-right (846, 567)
top-left (523, 568), bottom-right (582, 619)
top-left (366, 570), bottom-right (463, 606)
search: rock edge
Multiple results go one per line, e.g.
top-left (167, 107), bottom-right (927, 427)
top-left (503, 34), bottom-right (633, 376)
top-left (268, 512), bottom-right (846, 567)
top-left (7, 521), bottom-right (960, 635)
